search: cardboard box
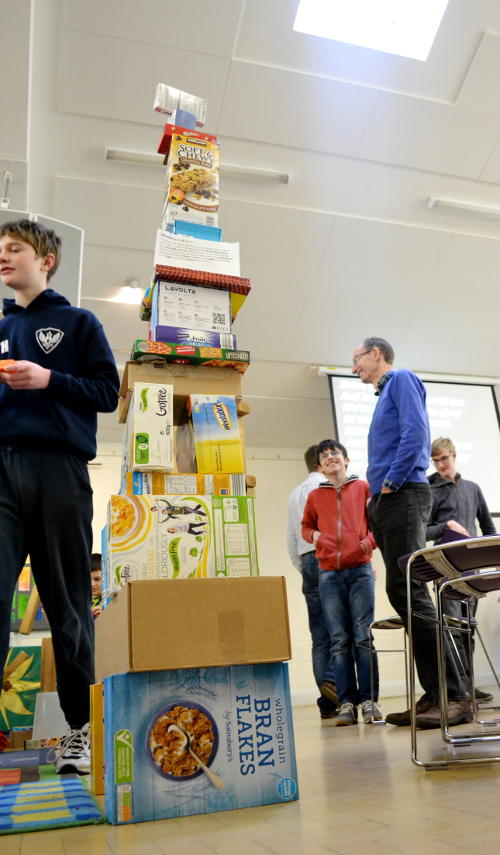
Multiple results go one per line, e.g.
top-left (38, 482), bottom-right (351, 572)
top-left (190, 394), bottom-right (245, 474)
top-left (95, 576), bottom-right (291, 681)
top-left (121, 471), bottom-right (247, 496)
top-left (130, 340), bottom-right (250, 373)
top-left (150, 325), bottom-right (236, 349)
top-left (90, 684), bottom-right (105, 796)
top-left (104, 662), bottom-right (298, 824)
top-left (157, 123), bottom-right (215, 155)
top-left (163, 131), bottom-right (219, 229)
top-left (124, 383), bottom-right (174, 472)
top-left (118, 362), bottom-right (243, 425)
top-left (107, 494), bottom-right (258, 591)
top-left (151, 279), bottom-right (231, 335)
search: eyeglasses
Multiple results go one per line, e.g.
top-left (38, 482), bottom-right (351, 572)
top-left (319, 450), bottom-right (344, 462)
top-left (352, 349), bottom-right (372, 366)
top-left (431, 454), bottom-right (452, 465)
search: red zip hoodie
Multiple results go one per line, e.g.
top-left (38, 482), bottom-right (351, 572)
top-left (301, 475), bottom-right (376, 570)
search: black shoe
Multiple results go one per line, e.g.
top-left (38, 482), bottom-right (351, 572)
top-left (475, 688), bottom-right (494, 704)
top-left (320, 710), bottom-right (337, 720)
top-left (319, 681), bottom-right (339, 707)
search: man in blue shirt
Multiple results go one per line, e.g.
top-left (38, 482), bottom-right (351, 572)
top-left (352, 337), bottom-right (471, 728)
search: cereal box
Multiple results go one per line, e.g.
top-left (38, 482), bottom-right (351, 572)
top-left (107, 494), bottom-right (258, 591)
top-left (104, 663), bottom-right (298, 824)
top-left (121, 471), bottom-right (247, 496)
top-left (163, 131), bottom-right (219, 229)
top-left (124, 383), bottom-right (174, 473)
top-left (189, 394), bottom-right (245, 474)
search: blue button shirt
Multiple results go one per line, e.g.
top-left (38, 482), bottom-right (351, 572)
top-left (367, 369), bottom-right (431, 496)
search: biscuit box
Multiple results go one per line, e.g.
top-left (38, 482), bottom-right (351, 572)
top-left (130, 340), bottom-right (250, 373)
top-left (189, 394), bottom-right (245, 474)
top-left (163, 131), bottom-right (220, 229)
top-left (103, 663), bottom-right (298, 824)
top-left (121, 471), bottom-right (247, 496)
top-left (107, 494), bottom-right (258, 591)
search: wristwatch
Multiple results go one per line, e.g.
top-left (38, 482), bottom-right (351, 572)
top-left (382, 478), bottom-right (399, 492)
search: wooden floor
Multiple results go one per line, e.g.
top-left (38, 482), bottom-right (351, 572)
top-left (4, 692), bottom-right (500, 854)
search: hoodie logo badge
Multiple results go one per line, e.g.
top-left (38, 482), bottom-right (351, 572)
top-left (36, 328), bottom-right (64, 354)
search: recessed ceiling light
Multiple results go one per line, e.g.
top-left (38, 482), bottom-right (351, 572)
top-left (293, 0), bottom-right (450, 61)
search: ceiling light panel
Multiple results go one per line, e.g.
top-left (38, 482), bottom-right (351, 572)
top-left (293, 0), bottom-right (450, 61)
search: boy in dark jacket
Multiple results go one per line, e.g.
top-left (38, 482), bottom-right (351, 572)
top-left (427, 436), bottom-right (496, 703)
top-left (302, 439), bottom-right (382, 726)
top-left (0, 219), bottom-right (119, 773)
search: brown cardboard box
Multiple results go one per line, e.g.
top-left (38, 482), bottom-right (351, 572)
top-left (118, 361), bottom-right (242, 423)
top-left (89, 683), bottom-right (104, 796)
top-left (95, 576), bottom-right (291, 681)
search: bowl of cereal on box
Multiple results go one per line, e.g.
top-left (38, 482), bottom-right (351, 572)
top-left (110, 494), bottom-right (152, 544)
top-left (146, 701), bottom-right (218, 781)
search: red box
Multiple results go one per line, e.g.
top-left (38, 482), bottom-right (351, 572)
top-left (158, 124), bottom-right (218, 156)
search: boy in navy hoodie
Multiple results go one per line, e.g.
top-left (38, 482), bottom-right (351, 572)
top-left (0, 219), bottom-right (119, 773)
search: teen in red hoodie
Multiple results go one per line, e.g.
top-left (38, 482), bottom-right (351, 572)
top-left (302, 439), bottom-right (382, 726)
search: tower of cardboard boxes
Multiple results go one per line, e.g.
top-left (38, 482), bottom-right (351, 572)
top-left (93, 85), bottom-right (299, 824)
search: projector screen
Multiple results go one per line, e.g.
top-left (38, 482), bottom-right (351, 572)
top-left (328, 375), bottom-right (500, 515)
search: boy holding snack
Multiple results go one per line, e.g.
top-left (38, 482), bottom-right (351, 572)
top-left (0, 219), bottom-right (119, 772)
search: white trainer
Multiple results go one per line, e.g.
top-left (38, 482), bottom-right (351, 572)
top-left (54, 723), bottom-right (91, 774)
top-left (360, 700), bottom-right (383, 723)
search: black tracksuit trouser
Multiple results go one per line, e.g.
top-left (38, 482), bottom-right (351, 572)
top-left (0, 447), bottom-right (94, 728)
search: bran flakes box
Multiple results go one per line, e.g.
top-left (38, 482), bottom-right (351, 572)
top-left (163, 131), bottom-right (219, 229)
top-left (104, 663), bottom-right (298, 824)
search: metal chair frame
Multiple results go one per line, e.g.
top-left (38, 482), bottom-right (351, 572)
top-left (368, 616), bottom-right (409, 725)
top-left (405, 534), bottom-right (500, 769)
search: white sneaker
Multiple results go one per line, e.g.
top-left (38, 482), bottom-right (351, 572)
top-left (53, 723), bottom-right (91, 774)
top-left (360, 700), bottom-right (383, 723)
top-left (335, 702), bottom-right (358, 726)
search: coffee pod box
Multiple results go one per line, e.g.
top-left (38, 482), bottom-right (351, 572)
top-left (124, 383), bottom-right (174, 472)
top-left (104, 663), bottom-right (298, 824)
top-left (108, 494), bottom-right (258, 590)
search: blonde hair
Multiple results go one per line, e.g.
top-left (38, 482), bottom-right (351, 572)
top-left (431, 437), bottom-right (456, 457)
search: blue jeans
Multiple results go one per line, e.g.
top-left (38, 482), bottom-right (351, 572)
top-left (300, 551), bottom-right (336, 715)
top-left (319, 564), bottom-right (379, 705)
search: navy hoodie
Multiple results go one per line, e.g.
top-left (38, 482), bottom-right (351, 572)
top-left (0, 289), bottom-right (119, 459)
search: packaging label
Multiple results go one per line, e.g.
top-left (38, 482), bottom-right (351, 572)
top-left (108, 494), bottom-right (258, 590)
top-left (104, 664), bottom-right (298, 824)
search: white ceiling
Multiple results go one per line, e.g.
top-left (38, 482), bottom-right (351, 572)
top-left (2, 0), bottom-right (500, 447)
